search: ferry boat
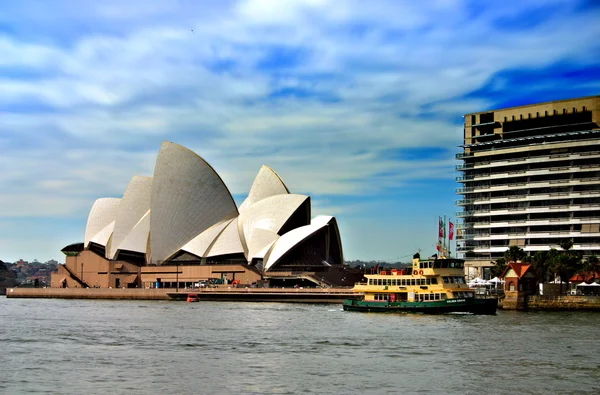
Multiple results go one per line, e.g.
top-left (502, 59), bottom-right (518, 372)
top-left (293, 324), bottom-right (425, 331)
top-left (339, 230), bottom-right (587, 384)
top-left (343, 253), bottom-right (497, 315)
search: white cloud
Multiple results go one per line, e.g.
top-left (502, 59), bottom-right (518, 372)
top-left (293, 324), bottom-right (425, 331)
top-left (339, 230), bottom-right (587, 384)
top-left (1, 0), bottom-right (598, 260)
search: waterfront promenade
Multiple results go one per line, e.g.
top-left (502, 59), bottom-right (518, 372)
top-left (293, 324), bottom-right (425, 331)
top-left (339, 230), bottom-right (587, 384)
top-left (6, 286), bottom-right (357, 303)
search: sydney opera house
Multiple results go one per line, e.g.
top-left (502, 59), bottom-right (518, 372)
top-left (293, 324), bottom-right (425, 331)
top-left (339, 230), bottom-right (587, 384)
top-left (51, 142), bottom-right (357, 289)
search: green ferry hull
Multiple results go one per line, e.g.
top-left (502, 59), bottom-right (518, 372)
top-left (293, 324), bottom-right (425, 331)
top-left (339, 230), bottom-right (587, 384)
top-left (343, 297), bottom-right (497, 315)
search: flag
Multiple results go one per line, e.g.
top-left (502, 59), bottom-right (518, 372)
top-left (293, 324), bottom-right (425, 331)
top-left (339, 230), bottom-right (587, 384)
top-left (438, 217), bottom-right (444, 238)
top-left (436, 241), bottom-right (442, 252)
top-left (449, 221), bottom-right (454, 240)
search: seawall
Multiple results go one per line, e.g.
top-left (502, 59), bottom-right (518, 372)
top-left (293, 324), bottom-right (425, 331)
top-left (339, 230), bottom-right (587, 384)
top-left (500, 292), bottom-right (600, 311)
top-left (526, 295), bottom-right (600, 311)
top-left (5, 287), bottom-right (357, 303)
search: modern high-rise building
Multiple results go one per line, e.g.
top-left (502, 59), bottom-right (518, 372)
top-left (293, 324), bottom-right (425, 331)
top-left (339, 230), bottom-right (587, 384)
top-left (456, 95), bottom-right (600, 270)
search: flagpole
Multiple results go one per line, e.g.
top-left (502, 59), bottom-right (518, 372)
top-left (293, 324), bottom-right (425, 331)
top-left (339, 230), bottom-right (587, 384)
top-left (444, 215), bottom-right (448, 258)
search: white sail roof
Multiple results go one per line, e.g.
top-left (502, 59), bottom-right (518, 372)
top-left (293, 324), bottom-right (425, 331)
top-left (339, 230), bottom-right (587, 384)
top-left (180, 218), bottom-right (233, 258)
top-left (205, 217), bottom-right (245, 258)
top-left (107, 176), bottom-right (152, 259)
top-left (89, 220), bottom-right (116, 247)
top-left (264, 221), bottom-right (329, 271)
top-left (84, 198), bottom-right (121, 248)
top-left (252, 238), bottom-right (278, 260)
top-left (149, 142), bottom-right (238, 264)
top-left (116, 209), bottom-right (151, 255)
top-left (239, 165), bottom-right (289, 212)
top-left (237, 194), bottom-right (309, 258)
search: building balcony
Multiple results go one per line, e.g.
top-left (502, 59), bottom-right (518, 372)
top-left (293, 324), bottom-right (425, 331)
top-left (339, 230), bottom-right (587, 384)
top-left (467, 203), bottom-right (600, 217)
top-left (468, 178), bottom-right (600, 194)
top-left (466, 151), bottom-right (600, 171)
top-left (456, 211), bottom-right (474, 217)
top-left (471, 217), bottom-right (600, 229)
top-left (455, 164), bottom-right (474, 171)
top-left (456, 186), bottom-right (475, 194)
top-left (456, 175), bottom-right (475, 182)
top-left (456, 223), bottom-right (474, 229)
top-left (456, 199), bottom-right (474, 206)
top-left (471, 244), bottom-right (600, 253)
top-left (462, 165), bottom-right (600, 183)
top-left (471, 191), bottom-right (600, 205)
top-left (472, 231), bottom-right (600, 242)
top-left (456, 152), bottom-right (473, 159)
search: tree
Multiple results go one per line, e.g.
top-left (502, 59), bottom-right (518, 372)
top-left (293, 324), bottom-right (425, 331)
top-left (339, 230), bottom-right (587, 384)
top-left (531, 251), bottom-right (551, 284)
top-left (550, 240), bottom-right (582, 294)
top-left (504, 246), bottom-right (526, 263)
top-left (583, 255), bottom-right (600, 279)
top-left (491, 257), bottom-right (507, 278)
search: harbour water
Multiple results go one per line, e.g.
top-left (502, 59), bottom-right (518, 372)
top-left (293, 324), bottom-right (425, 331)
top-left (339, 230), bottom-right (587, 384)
top-left (1, 296), bottom-right (599, 394)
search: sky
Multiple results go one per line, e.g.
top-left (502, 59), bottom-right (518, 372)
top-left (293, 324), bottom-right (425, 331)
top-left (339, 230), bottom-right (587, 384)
top-left (1, 0), bottom-right (599, 263)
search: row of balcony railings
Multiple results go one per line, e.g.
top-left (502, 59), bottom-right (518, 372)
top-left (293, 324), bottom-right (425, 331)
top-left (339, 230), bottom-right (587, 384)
top-left (456, 191), bottom-right (600, 204)
top-left (456, 218), bottom-right (600, 229)
top-left (458, 163), bottom-right (600, 176)
top-left (456, 167), bottom-right (600, 182)
top-left (456, 205), bottom-right (600, 217)
top-left (456, 192), bottom-right (600, 205)
top-left (457, 243), bottom-right (600, 253)
top-left (456, 130), bottom-right (600, 158)
top-left (461, 129), bottom-right (600, 150)
top-left (456, 178), bottom-right (600, 194)
top-left (456, 151), bottom-right (600, 171)
top-left (458, 229), bottom-right (600, 239)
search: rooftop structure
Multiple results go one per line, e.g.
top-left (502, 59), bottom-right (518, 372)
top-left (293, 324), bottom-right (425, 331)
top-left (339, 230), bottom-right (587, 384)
top-left (456, 95), bottom-right (600, 269)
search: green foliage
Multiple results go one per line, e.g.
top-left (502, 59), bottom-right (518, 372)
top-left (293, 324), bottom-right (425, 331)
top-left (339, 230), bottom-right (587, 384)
top-left (548, 240), bottom-right (582, 293)
top-left (504, 246), bottom-right (526, 263)
top-left (583, 255), bottom-right (600, 275)
top-left (491, 257), bottom-right (506, 278)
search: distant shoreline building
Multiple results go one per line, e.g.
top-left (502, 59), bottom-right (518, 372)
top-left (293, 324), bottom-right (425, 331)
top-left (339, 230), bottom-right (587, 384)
top-left (51, 142), bottom-right (360, 289)
top-left (456, 95), bottom-right (600, 270)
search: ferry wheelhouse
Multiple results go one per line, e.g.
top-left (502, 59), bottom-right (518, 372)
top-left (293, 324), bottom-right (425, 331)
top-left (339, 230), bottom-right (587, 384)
top-left (343, 254), bottom-right (497, 315)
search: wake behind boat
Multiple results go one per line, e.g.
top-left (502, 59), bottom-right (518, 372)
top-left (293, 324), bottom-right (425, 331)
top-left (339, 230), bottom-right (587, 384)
top-left (343, 253), bottom-right (497, 315)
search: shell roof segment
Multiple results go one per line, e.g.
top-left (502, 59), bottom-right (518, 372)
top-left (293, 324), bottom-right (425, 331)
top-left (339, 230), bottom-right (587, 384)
top-left (239, 165), bottom-right (290, 212)
top-left (84, 198), bottom-right (121, 248)
top-left (108, 176), bottom-right (152, 259)
top-left (205, 217), bottom-right (245, 258)
top-left (180, 218), bottom-right (234, 258)
top-left (117, 209), bottom-right (151, 255)
top-left (149, 142), bottom-right (239, 264)
top-left (264, 220), bottom-right (330, 271)
top-left (237, 194), bottom-right (310, 258)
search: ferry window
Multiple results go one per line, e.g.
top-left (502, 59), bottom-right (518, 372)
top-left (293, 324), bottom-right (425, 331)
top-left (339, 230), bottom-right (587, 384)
top-left (458, 277), bottom-right (465, 284)
top-left (449, 261), bottom-right (455, 268)
top-left (431, 278), bottom-right (437, 285)
top-left (420, 279), bottom-right (425, 285)
top-left (424, 294), bottom-right (429, 301)
top-left (435, 293), bottom-right (440, 300)
top-left (426, 278), bottom-right (430, 285)
top-left (441, 294), bottom-right (447, 299)
top-left (387, 279), bottom-right (392, 286)
top-left (368, 279), bottom-right (372, 285)
top-left (392, 279), bottom-right (396, 286)
top-left (443, 277), bottom-right (449, 284)
top-left (441, 261), bottom-right (449, 268)
top-left (420, 262), bottom-right (425, 269)
top-left (411, 279), bottom-right (416, 286)
top-left (429, 262), bottom-right (433, 268)
top-left (378, 279), bottom-right (382, 286)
